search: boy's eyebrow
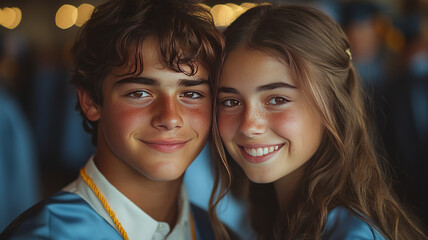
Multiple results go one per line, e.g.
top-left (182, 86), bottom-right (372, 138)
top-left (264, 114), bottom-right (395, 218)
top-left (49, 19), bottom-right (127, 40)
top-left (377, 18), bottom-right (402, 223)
top-left (114, 77), bottom-right (209, 87)
top-left (114, 77), bottom-right (158, 86)
top-left (256, 82), bottom-right (296, 92)
top-left (179, 79), bottom-right (210, 87)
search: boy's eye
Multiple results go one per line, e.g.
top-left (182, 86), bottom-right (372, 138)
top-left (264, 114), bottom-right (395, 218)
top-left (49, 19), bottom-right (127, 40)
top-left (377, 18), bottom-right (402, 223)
top-left (128, 90), bottom-right (151, 98)
top-left (180, 91), bottom-right (203, 99)
top-left (222, 99), bottom-right (241, 107)
top-left (266, 96), bottom-right (288, 105)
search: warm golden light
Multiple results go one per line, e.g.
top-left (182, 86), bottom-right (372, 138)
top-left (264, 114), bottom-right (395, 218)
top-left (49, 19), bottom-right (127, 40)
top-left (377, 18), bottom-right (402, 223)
top-left (0, 7), bottom-right (17, 29)
top-left (6, 8), bottom-right (22, 29)
top-left (240, 2), bottom-right (257, 10)
top-left (225, 3), bottom-right (245, 21)
top-left (0, 9), bottom-right (5, 27)
top-left (75, 3), bottom-right (94, 27)
top-left (56, 4), bottom-right (78, 29)
top-left (386, 27), bottom-right (405, 52)
top-left (198, 3), bottom-right (211, 11)
top-left (210, 4), bottom-right (234, 27)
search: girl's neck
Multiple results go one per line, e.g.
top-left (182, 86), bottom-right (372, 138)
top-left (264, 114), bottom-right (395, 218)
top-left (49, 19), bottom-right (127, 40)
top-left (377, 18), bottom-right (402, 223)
top-left (273, 165), bottom-right (305, 212)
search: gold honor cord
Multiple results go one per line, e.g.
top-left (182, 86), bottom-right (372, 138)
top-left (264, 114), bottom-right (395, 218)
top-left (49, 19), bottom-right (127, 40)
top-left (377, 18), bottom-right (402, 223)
top-left (80, 168), bottom-right (129, 240)
top-left (190, 208), bottom-right (197, 240)
top-left (80, 168), bottom-right (197, 240)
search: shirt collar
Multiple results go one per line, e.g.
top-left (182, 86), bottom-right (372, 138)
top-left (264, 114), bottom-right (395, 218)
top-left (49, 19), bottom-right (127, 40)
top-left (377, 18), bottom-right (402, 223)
top-left (63, 156), bottom-right (191, 240)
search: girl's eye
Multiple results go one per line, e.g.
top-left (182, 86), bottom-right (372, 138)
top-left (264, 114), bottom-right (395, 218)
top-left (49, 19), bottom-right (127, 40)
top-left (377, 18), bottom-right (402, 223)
top-left (222, 99), bottom-right (241, 107)
top-left (266, 96), bottom-right (288, 105)
top-left (128, 90), bottom-right (151, 98)
top-left (180, 91), bottom-right (203, 99)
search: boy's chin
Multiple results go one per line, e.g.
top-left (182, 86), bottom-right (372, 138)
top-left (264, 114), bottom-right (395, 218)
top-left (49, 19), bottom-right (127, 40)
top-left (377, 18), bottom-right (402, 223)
top-left (143, 165), bottom-right (189, 182)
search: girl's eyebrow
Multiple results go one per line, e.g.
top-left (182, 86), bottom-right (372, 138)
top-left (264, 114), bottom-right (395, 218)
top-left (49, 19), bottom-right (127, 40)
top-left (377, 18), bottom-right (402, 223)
top-left (218, 82), bottom-right (296, 94)
top-left (256, 82), bottom-right (296, 92)
top-left (218, 87), bottom-right (239, 94)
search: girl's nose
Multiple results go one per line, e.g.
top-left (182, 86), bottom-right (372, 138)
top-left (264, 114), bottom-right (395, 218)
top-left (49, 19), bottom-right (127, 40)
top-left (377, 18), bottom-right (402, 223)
top-left (239, 106), bottom-right (266, 137)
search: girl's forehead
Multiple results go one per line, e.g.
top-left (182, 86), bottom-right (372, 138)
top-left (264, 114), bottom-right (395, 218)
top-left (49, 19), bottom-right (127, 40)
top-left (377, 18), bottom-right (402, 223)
top-left (220, 47), bottom-right (296, 87)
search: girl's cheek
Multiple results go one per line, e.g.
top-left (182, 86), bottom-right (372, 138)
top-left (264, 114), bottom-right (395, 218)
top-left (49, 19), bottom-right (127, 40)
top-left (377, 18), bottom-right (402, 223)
top-left (218, 113), bottom-right (236, 139)
top-left (268, 111), bottom-right (298, 135)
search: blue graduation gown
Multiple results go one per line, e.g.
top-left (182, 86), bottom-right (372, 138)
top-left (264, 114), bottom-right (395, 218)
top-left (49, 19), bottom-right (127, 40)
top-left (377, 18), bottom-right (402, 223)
top-left (0, 88), bottom-right (40, 231)
top-left (0, 191), bottom-right (218, 240)
top-left (324, 206), bottom-right (386, 240)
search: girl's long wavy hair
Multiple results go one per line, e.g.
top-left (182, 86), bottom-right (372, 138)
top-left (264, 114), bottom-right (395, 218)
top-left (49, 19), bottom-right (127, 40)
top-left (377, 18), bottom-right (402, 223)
top-left (209, 4), bottom-right (427, 240)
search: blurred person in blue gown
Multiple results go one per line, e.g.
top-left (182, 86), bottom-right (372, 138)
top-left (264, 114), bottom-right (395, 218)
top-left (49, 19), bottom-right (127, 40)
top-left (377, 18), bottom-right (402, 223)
top-left (386, 14), bottom-right (428, 226)
top-left (0, 34), bottom-right (40, 231)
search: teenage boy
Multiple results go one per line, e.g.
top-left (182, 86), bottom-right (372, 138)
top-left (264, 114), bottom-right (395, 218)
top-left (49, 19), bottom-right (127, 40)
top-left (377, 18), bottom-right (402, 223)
top-left (0, 0), bottom-right (225, 239)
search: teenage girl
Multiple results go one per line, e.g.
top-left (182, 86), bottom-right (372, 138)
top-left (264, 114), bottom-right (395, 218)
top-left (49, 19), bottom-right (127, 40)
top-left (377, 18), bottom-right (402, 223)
top-left (209, 4), bottom-right (428, 240)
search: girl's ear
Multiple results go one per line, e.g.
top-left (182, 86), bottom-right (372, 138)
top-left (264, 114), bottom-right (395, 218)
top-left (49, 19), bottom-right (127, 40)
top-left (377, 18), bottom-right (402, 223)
top-left (78, 88), bottom-right (101, 121)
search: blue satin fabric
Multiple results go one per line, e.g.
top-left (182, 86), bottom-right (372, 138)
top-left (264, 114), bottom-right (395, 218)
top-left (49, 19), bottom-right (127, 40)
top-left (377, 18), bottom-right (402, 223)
top-left (0, 88), bottom-right (40, 232)
top-left (1, 191), bottom-right (122, 239)
top-left (0, 191), bottom-right (218, 240)
top-left (324, 206), bottom-right (386, 240)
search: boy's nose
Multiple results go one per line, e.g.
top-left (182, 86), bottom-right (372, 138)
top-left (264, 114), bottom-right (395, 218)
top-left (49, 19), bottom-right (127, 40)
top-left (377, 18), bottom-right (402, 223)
top-left (151, 95), bottom-right (183, 130)
top-left (239, 106), bottom-right (266, 137)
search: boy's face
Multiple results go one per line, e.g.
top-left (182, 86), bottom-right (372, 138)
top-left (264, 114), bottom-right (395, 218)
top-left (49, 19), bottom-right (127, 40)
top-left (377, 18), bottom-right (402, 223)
top-left (84, 36), bottom-right (211, 182)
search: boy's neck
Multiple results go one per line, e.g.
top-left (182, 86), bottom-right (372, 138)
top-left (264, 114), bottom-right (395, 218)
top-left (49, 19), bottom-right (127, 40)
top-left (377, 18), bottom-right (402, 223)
top-left (93, 155), bottom-right (183, 228)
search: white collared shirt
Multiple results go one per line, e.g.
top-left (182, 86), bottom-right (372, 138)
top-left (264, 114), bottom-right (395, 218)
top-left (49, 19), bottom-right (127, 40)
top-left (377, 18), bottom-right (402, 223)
top-left (63, 157), bottom-right (192, 240)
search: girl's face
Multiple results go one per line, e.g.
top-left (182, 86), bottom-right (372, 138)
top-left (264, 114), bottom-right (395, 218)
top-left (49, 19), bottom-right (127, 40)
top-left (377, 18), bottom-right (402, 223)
top-left (218, 47), bottom-right (323, 183)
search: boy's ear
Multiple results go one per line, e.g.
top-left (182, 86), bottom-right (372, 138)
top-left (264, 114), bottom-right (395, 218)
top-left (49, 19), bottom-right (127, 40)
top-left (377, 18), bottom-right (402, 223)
top-left (78, 88), bottom-right (101, 121)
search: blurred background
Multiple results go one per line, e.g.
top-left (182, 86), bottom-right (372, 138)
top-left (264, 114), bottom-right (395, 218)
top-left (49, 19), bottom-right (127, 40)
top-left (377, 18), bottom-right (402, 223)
top-left (0, 0), bottom-right (427, 238)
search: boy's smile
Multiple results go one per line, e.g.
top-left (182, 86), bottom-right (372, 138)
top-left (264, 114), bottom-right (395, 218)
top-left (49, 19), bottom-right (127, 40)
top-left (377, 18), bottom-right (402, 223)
top-left (84, 36), bottom-right (211, 182)
top-left (142, 139), bottom-right (190, 153)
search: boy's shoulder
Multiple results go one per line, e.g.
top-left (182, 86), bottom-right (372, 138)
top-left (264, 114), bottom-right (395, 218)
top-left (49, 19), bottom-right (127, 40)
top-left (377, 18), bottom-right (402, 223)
top-left (0, 191), bottom-right (121, 240)
top-left (323, 206), bottom-right (386, 240)
top-left (1, 191), bottom-right (240, 240)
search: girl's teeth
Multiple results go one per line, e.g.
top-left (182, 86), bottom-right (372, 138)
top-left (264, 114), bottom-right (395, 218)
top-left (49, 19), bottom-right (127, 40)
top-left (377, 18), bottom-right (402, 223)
top-left (263, 147), bottom-right (268, 155)
top-left (244, 145), bottom-right (281, 157)
top-left (251, 149), bottom-right (257, 156)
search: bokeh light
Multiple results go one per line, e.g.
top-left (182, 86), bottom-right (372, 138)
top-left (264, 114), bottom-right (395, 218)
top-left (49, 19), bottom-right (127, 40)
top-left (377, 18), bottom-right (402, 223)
top-left (55, 4), bottom-right (78, 29)
top-left (0, 7), bottom-right (22, 29)
top-left (75, 3), bottom-right (94, 27)
top-left (210, 4), bottom-right (234, 27)
top-left (240, 2), bottom-right (258, 11)
top-left (225, 3), bottom-right (245, 21)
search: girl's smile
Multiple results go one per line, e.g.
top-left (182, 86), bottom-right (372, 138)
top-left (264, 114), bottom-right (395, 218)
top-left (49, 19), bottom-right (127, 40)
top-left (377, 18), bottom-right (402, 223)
top-left (238, 143), bottom-right (285, 164)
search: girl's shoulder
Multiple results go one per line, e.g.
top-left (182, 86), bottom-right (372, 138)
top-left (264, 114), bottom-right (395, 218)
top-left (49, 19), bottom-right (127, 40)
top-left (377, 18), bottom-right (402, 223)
top-left (323, 206), bottom-right (386, 240)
